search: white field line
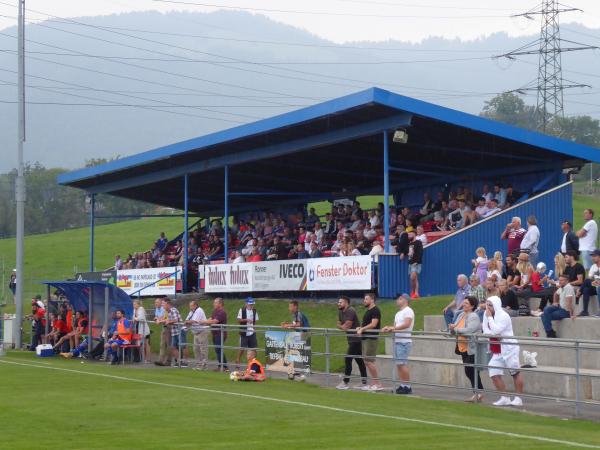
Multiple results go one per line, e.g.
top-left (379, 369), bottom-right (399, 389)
top-left (1, 359), bottom-right (599, 449)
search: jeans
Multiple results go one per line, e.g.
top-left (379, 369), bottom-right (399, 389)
top-left (213, 333), bottom-right (228, 369)
top-left (344, 340), bottom-right (367, 384)
top-left (443, 308), bottom-right (460, 329)
top-left (581, 250), bottom-right (592, 271)
top-left (581, 279), bottom-right (598, 314)
top-left (541, 305), bottom-right (570, 333)
top-left (528, 252), bottom-right (539, 268)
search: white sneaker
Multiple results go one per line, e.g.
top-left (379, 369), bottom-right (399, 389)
top-left (336, 382), bottom-right (349, 390)
top-left (531, 310), bottom-right (542, 317)
top-left (493, 396), bottom-right (512, 406)
top-left (360, 385), bottom-right (371, 391)
top-left (510, 396), bottom-right (523, 406)
top-left (369, 384), bottom-right (384, 392)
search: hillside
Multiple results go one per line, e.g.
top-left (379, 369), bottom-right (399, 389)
top-left (1, 193), bottom-right (599, 303)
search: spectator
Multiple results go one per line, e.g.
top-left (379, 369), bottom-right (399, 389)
top-left (45, 313), bottom-right (66, 347)
top-left (104, 309), bottom-right (132, 365)
top-left (503, 254), bottom-right (521, 288)
top-left (520, 216), bottom-right (540, 266)
top-left (184, 300), bottom-right (210, 370)
top-left (542, 274), bottom-right (575, 338)
top-left (443, 274), bottom-right (470, 331)
top-left (415, 225), bottom-right (427, 245)
top-left (514, 252), bottom-right (534, 293)
top-left (309, 242), bottom-right (322, 258)
top-left (205, 297), bottom-right (228, 371)
top-left (407, 231), bottom-right (423, 299)
top-left (368, 240), bottom-right (384, 262)
top-left (8, 269), bottom-right (16, 301)
top-left (504, 184), bottom-right (521, 207)
top-left (323, 213), bottom-right (336, 235)
top-left (232, 250), bottom-right (245, 264)
top-left (236, 297), bottom-right (259, 368)
top-left (132, 299), bottom-right (151, 363)
top-left (306, 207), bottom-right (319, 225)
top-left (493, 183), bottom-right (507, 208)
top-left (500, 217), bottom-right (526, 257)
top-left (166, 298), bottom-right (184, 365)
top-left (392, 225), bottom-right (409, 259)
top-left (484, 276), bottom-right (500, 298)
top-left (473, 197), bottom-right (489, 221)
top-left (468, 274), bottom-right (486, 304)
top-left (564, 250), bottom-right (585, 290)
top-left (281, 300), bottom-right (310, 330)
top-left (482, 296), bottom-right (524, 406)
top-left (230, 349), bottom-right (266, 382)
top-left (382, 293), bottom-right (415, 395)
top-left (114, 254), bottom-right (123, 270)
top-left (156, 232), bottom-right (168, 251)
top-left (449, 295), bottom-right (483, 402)
top-left (28, 301), bottom-right (46, 350)
top-left (356, 293), bottom-right (383, 392)
top-left (487, 258), bottom-right (503, 282)
top-left (336, 296), bottom-right (367, 390)
top-left (481, 184), bottom-right (493, 203)
top-left (577, 209), bottom-right (598, 270)
top-left (472, 247), bottom-right (489, 285)
top-left (247, 247), bottom-right (263, 262)
top-left (53, 310), bottom-right (87, 352)
top-left (154, 298), bottom-right (172, 367)
top-left (560, 220), bottom-right (579, 255)
top-left (578, 249), bottom-right (600, 317)
top-left (313, 221), bottom-right (324, 243)
top-left (498, 279), bottom-right (519, 317)
top-left (519, 262), bottom-right (556, 317)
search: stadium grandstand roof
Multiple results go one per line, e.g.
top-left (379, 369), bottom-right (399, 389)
top-left (58, 87), bottom-right (600, 215)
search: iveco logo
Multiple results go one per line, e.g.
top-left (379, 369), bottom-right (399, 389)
top-left (308, 269), bottom-right (315, 282)
top-left (279, 263), bottom-right (305, 279)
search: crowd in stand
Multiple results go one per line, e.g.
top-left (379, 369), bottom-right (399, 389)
top-left (111, 183), bottom-right (523, 275)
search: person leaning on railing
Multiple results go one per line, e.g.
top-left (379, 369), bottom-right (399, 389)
top-left (449, 296), bottom-right (484, 403)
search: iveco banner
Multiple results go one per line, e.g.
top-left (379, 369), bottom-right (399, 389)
top-left (252, 260), bottom-right (307, 291)
top-left (306, 255), bottom-right (372, 290)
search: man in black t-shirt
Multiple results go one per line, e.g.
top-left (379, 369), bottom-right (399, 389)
top-left (564, 250), bottom-right (585, 289)
top-left (356, 293), bottom-right (382, 391)
top-left (407, 231), bottom-right (423, 298)
top-left (503, 255), bottom-right (521, 288)
top-left (336, 296), bottom-right (367, 390)
top-left (498, 280), bottom-right (520, 317)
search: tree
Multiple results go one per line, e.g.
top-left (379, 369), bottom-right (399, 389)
top-left (481, 92), bottom-right (537, 130)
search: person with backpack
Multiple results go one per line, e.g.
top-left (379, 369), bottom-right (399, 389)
top-left (236, 297), bottom-right (259, 368)
top-left (281, 300), bottom-right (310, 331)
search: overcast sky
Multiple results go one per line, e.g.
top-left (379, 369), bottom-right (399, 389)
top-left (0, 0), bottom-right (599, 42)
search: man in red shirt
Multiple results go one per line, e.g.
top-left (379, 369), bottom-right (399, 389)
top-left (501, 217), bottom-right (526, 257)
top-left (45, 313), bottom-right (68, 346)
top-left (28, 301), bottom-right (46, 350)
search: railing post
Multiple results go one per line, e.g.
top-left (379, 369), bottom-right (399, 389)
top-left (219, 325), bottom-right (224, 372)
top-left (575, 340), bottom-right (581, 418)
top-left (178, 329), bottom-right (182, 368)
top-left (325, 329), bottom-right (330, 387)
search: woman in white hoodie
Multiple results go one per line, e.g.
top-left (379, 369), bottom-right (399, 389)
top-left (482, 296), bottom-right (525, 407)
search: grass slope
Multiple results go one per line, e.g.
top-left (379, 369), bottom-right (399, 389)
top-left (1, 352), bottom-right (599, 450)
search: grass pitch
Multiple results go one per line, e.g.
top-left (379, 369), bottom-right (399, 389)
top-left (1, 352), bottom-right (600, 450)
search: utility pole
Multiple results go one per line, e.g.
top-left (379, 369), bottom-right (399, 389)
top-left (14, 0), bottom-right (25, 350)
top-left (495, 1), bottom-right (597, 132)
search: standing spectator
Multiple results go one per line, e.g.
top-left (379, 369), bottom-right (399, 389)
top-left (442, 274), bottom-right (470, 331)
top-left (520, 216), bottom-right (540, 266)
top-left (564, 250), bottom-right (585, 290)
top-left (449, 296), bottom-right (483, 402)
top-left (356, 293), bottom-right (383, 391)
top-left (382, 293), bottom-right (415, 395)
top-left (542, 274), bottom-right (575, 338)
top-left (407, 231), bottom-right (423, 299)
top-left (560, 221), bottom-right (579, 255)
top-left (236, 297), bottom-right (259, 368)
top-left (114, 255), bottom-right (123, 270)
top-left (482, 296), bottom-right (524, 406)
top-left (28, 301), bottom-right (46, 350)
top-left (184, 300), bottom-right (210, 370)
top-left (577, 209), bottom-right (598, 270)
top-left (335, 296), bottom-right (367, 390)
top-left (132, 299), bottom-right (151, 362)
top-left (500, 217), bottom-right (526, 257)
top-left (281, 300), bottom-right (310, 330)
top-left (165, 298), bottom-right (183, 365)
top-left (497, 279), bottom-right (520, 317)
top-left (393, 225), bottom-right (409, 259)
top-left (579, 250), bottom-right (600, 317)
top-left (206, 297), bottom-right (228, 371)
top-left (472, 247), bottom-right (489, 285)
top-left (8, 269), bottom-right (16, 301)
top-left (156, 232), bottom-right (169, 251)
top-left (415, 225), bottom-right (428, 246)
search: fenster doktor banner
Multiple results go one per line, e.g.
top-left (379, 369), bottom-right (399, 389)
top-left (306, 255), bottom-right (372, 290)
top-left (116, 266), bottom-right (182, 296)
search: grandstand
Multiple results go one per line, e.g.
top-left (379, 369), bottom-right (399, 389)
top-left (58, 87), bottom-right (600, 295)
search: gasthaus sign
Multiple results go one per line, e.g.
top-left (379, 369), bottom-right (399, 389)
top-left (306, 255), bottom-right (372, 290)
top-left (252, 260), bottom-right (307, 291)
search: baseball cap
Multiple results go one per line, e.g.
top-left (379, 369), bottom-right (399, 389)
top-left (246, 297), bottom-right (255, 305)
top-left (592, 249), bottom-right (600, 257)
top-left (562, 220), bottom-right (572, 227)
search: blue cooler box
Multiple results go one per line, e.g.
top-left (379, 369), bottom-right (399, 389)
top-left (36, 344), bottom-right (54, 357)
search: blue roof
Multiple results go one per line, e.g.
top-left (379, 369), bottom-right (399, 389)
top-left (57, 87), bottom-right (600, 214)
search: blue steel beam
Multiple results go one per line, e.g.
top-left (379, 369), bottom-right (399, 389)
top-left (183, 174), bottom-right (189, 292)
top-left (81, 113), bottom-right (412, 195)
top-left (224, 165), bottom-right (229, 264)
top-left (383, 131), bottom-right (391, 252)
top-left (89, 194), bottom-right (95, 272)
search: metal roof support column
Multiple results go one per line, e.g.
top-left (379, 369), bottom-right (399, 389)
top-left (89, 193), bottom-right (95, 272)
top-left (224, 165), bottom-right (229, 263)
top-left (183, 174), bottom-right (189, 292)
top-left (383, 130), bottom-right (391, 253)
top-left (87, 286), bottom-right (93, 354)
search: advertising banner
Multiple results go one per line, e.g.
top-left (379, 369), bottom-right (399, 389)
top-left (116, 266), bottom-right (181, 296)
top-left (204, 263), bottom-right (253, 293)
top-left (265, 330), bottom-right (311, 374)
top-left (74, 271), bottom-right (116, 285)
top-left (252, 260), bottom-right (307, 292)
top-left (306, 255), bottom-right (372, 291)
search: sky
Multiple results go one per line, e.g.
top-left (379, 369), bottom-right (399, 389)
top-left (0, 0), bottom-right (599, 43)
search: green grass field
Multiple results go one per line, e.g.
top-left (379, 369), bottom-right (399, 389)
top-left (1, 352), bottom-right (599, 450)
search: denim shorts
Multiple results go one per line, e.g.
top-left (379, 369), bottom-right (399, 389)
top-left (172, 330), bottom-right (187, 349)
top-left (394, 342), bottom-right (412, 365)
top-left (409, 264), bottom-right (422, 275)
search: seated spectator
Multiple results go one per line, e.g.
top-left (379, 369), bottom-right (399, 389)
top-left (505, 184), bottom-right (521, 207)
top-left (104, 309), bottom-right (133, 365)
top-left (473, 197), bottom-right (489, 221)
top-left (484, 276), bottom-right (500, 298)
top-left (230, 350), bottom-right (266, 382)
top-left (369, 240), bottom-right (384, 261)
top-left (498, 279), bottom-right (519, 317)
top-left (346, 241), bottom-right (361, 257)
top-left (114, 254), bottom-right (123, 270)
top-left (542, 274), bottom-right (575, 338)
top-left (368, 210), bottom-right (380, 228)
top-left (487, 258), bottom-right (503, 282)
top-left (288, 243), bottom-right (308, 260)
top-left (494, 183), bottom-right (507, 208)
top-left (503, 254), bottom-right (521, 287)
top-left (518, 262), bottom-right (556, 316)
top-left (514, 252), bottom-right (534, 294)
top-left (481, 184), bottom-right (493, 203)
top-left (305, 207), bottom-right (319, 225)
top-left (309, 241), bottom-right (322, 258)
top-left (578, 249), bottom-right (600, 317)
top-left (247, 247), bottom-right (263, 262)
top-left (468, 274), bottom-right (486, 304)
top-left (442, 274), bottom-right (470, 331)
top-left (232, 250), bottom-right (245, 264)
top-left (53, 311), bottom-right (88, 351)
top-left (156, 232), bottom-right (169, 251)
top-left (415, 225), bottom-right (427, 245)
top-left (45, 312), bottom-right (67, 347)
top-left (481, 198), bottom-right (501, 218)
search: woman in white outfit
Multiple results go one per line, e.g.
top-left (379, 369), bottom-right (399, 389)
top-left (133, 299), bottom-right (151, 362)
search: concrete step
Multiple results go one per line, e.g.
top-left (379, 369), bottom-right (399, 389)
top-left (526, 296), bottom-right (600, 316)
top-left (375, 354), bottom-right (600, 401)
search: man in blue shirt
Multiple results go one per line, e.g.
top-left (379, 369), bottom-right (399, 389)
top-left (442, 274), bottom-right (470, 331)
top-left (156, 232), bottom-right (169, 251)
